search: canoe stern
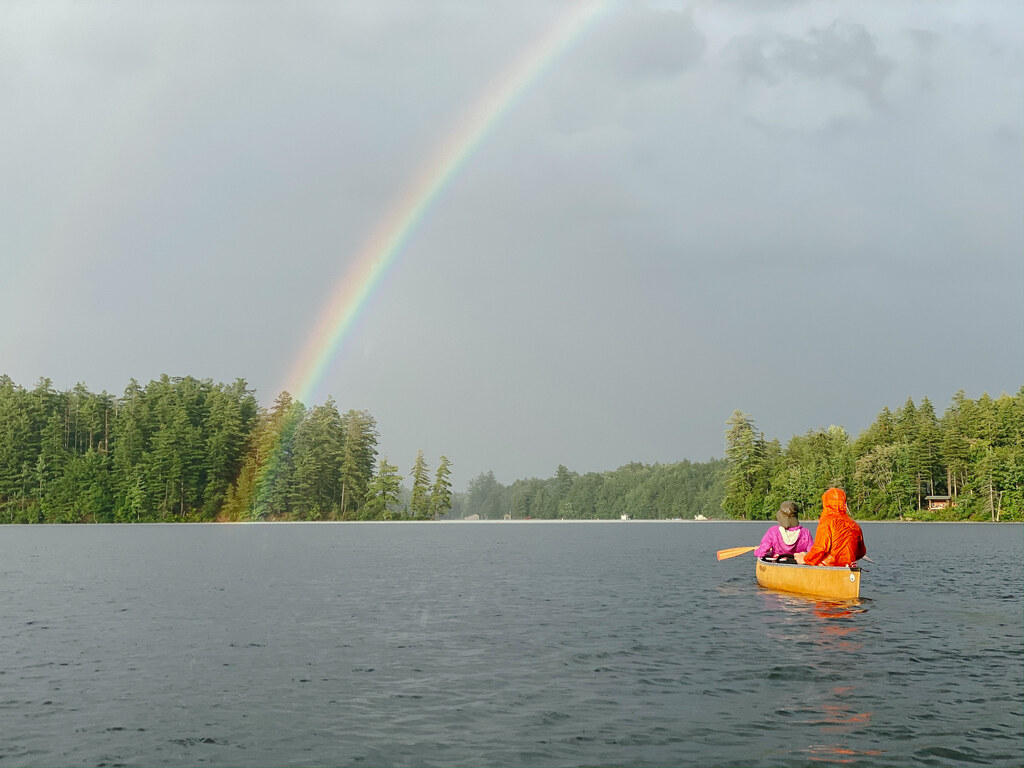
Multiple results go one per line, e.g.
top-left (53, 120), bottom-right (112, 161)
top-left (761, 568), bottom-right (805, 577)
top-left (755, 559), bottom-right (861, 599)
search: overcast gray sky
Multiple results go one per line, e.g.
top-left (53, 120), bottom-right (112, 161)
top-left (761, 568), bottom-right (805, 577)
top-left (1, 1), bottom-right (1021, 491)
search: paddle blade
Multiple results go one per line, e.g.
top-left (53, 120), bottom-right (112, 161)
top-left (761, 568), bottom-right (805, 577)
top-left (717, 546), bottom-right (756, 561)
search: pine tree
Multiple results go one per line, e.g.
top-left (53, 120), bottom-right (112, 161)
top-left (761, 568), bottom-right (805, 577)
top-left (292, 398), bottom-right (344, 519)
top-left (338, 409), bottom-right (378, 518)
top-left (409, 449), bottom-right (430, 519)
top-left (940, 391), bottom-right (971, 498)
top-left (912, 397), bottom-right (943, 505)
top-left (722, 410), bottom-right (766, 519)
top-left (0, 377), bottom-right (31, 513)
top-left (428, 455), bottom-right (453, 519)
top-left (202, 382), bottom-right (249, 518)
top-left (111, 379), bottom-right (149, 520)
top-left (253, 392), bottom-right (305, 520)
top-left (365, 457), bottom-right (402, 520)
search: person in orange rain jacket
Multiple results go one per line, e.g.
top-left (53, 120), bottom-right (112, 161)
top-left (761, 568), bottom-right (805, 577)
top-left (794, 488), bottom-right (866, 567)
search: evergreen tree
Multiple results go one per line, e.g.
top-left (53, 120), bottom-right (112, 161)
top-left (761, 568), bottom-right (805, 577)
top-left (144, 376), bottom-right (211, 520)
top-left (338, 409), bottom-right (378, 518)
top-left (253, 392), bottom-right (305, 520)
top-left (409, 449), bottom-right (430, 519)
top-left (554, 464), bottom-right (575, 505)
top-left (36, 409), bottom-right (70, 520)
top-left (292, 398), bottom-right (344, 519)
top-left (940, 391), bottom-right (972, 498)
top-left (197, 382), bottom-right (251, 517)
top-left (910, 397), bottom-right (943, 506)
top-left (111, 379), bottom-right (149, 520)
top-left (723, 410), bottom-right (766, 519)
top-left (0, 377), bottom-right (32, 513)
top-left (428, 455), bottom-right (453, 519)
top-left (77, 449), bottom-right (114, 523)
top-left (365, 457), bottom-right (402, 519)
top-left (4, 371), bottom-right (1023, 525)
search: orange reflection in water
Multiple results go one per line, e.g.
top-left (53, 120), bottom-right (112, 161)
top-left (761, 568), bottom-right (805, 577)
top-left (760, 591), bottom-right (868, 646)
top-left (807, 686), bottom-right (874, 731)
top-left (813, 602), bottom-right (863, 650)
top-left (756, 595), bottom-right (881, 762)
top-left (806, 744), bottom-right (886, 763)
top-left (820, 702), bottom-right (872, 730)
top-left (802, 686), bottom-right (880, 762)
top-left (814, 602), bottom-right (857, 619)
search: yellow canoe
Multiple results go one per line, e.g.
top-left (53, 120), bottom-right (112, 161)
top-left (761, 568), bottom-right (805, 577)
top-left (755, 558), bottom-right (861, 599)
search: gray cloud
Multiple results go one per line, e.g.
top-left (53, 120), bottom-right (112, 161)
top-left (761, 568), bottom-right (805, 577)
top-left (0, 1), bottom-right (1021, 488)
top-left (726, 21), bottom-right (893, 131)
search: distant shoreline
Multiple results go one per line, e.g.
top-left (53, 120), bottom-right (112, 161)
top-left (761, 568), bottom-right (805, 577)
top-left (5, 519), bottom-right (1014, 526)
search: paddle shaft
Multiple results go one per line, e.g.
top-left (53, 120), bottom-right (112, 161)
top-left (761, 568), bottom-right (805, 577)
top-left (716, 546), bottom-right (756, 561)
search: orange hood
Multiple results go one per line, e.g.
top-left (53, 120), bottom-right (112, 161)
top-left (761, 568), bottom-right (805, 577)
top-left (822, 487), bottom-right (848, 516)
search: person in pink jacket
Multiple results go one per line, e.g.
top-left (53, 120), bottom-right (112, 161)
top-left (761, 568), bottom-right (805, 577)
top-left (753, 501), bottom-right (814, 560)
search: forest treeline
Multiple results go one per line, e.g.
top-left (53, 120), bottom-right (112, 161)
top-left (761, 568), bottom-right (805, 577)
top-left (464, 460), bottom-right (726, 521)
top-left (0, 375), bottom-right (451, 523)
top-left (465, 388), bottom-right (1023, 522)
top-left (1, 374), bottom-right (1019, 523)
top-left (723, 389), bottom-right (1024, 521)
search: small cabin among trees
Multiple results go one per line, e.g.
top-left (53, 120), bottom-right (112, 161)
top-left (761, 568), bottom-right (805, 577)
top-left (925, 495), bottom-right (953, 511)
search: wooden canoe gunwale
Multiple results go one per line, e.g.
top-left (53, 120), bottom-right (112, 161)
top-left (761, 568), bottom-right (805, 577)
top-left (755, 558), bottom-right (862, 599)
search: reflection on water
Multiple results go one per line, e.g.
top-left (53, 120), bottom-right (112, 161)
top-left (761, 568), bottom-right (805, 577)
top-left (805, 743), bottom-right (887, 764)
top-left (0, 522), bottom-right (1019, 767)
top-left (757, 590), bottom-right (885, 764)
top-left (758, 590), bottom-right (868, 642)
top-left (803, 688), bottom-right (884, 765)
top-left (760, 590), bottom-right (869, 616)
top-left (723, 524), bottom-right (1022, 767)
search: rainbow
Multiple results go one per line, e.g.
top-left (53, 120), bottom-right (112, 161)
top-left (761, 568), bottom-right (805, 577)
top-left (282, 0), bottom-right (612, 406)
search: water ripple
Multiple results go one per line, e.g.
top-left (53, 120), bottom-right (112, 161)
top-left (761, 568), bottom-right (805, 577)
top-left (0, 521), bottom-right (1019, 767)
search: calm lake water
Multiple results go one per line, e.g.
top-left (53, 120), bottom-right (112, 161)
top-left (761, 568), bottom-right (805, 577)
top-left (0, 521), bottom-right (1020, 768)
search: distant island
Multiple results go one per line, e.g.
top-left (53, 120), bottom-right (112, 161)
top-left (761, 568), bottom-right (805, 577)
top-left (0, 374), bottom-right (1020, 523)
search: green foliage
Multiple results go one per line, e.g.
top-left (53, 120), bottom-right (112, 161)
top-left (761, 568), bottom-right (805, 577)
top-left (464, 458), bottom-right (727, 520)
top-left (1, 373), bottom-right (1019, 524)
top-left (250, 391), bottom-right (305, 520)
top-left (0, 375), bottom-right (444, 523)
top-left (428, 455), bottom-right (453, 520)
top-left (723, 411), bottom-right (767, 519)
top-left (292, 398), bottom-right (344, 520)
top-left (724, 388), bottom-right (1024, 520)
top-left (365, 457), bottom-right (403, 520)
top-left (409, 449), bottom-right (430, 519)
top-left (338, 410), bottom-right (378, 519)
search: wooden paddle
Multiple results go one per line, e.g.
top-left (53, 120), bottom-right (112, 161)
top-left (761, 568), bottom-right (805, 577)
top-left (716, 546), bottom-right (756, 561)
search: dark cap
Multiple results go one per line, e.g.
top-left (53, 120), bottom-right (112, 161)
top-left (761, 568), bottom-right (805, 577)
top-left (777, 500), bottom-right (800, 529)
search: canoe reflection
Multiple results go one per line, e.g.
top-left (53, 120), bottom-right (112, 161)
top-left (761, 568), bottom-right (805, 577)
top-left (757, 595), bottom-right (882, 763)
top-left (762, 592), bottom-right (868, 649)
top-left (805, 743), bottom-right (886, 763)
top-left (795, 685), bottom-right (882, 762)
top-left (762, 590), bottom-right (869, 619)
